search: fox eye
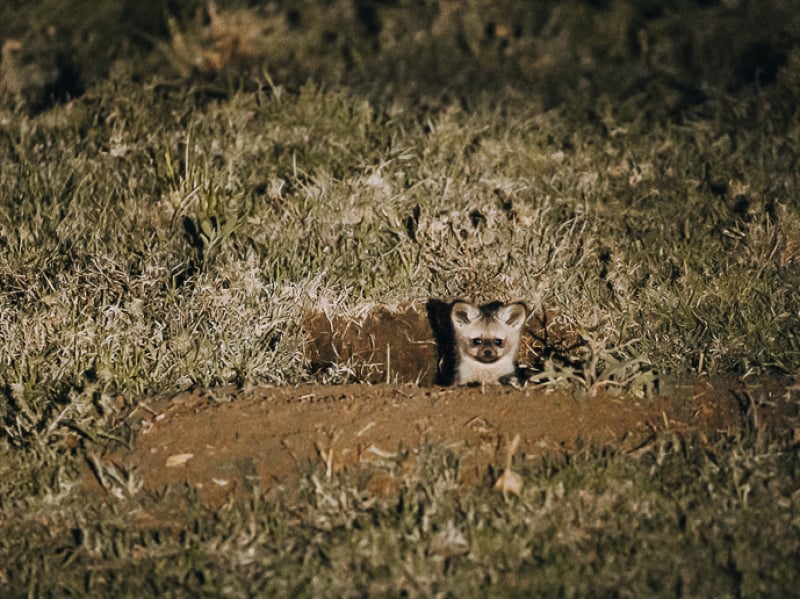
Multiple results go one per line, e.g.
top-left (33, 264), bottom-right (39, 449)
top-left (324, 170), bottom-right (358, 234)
top-left (494, 338), bottom-right (504, 347)
top-left (471, 338), bottom-right (482, 346)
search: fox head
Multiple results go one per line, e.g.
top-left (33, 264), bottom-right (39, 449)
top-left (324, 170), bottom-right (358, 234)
top-left (450, 301), bottom-right (527, 365)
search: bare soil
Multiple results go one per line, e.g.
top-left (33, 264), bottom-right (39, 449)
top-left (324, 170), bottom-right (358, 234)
top-left (104, 378), bottom-right (800, 509)
top-left (98, 307), bottom-right (800, 509)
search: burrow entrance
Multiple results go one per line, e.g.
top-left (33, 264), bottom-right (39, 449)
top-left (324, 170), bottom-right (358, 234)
top-left (303, 301), bottom-right (563, 385)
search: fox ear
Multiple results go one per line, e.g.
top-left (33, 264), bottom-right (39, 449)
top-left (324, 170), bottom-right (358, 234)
top-left (498, 302), bottom-right (527, 329)
top-left (451, 301), bottom-right (479, 329)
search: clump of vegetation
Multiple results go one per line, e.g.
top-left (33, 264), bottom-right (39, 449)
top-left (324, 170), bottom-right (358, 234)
top-left (3, 433), bottom-right (800, 595)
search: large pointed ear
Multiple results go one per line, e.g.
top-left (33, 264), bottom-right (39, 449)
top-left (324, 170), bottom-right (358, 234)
top-left (498, 302), bottom-right (527, 330)
top-left (451, 301), bottom-right (479, 330)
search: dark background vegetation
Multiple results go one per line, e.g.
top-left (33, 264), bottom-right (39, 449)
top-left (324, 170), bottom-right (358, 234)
top-left (3, 0), bottom-right (800, 111)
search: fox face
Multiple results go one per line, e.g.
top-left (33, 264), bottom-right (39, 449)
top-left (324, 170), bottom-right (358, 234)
top-left (450, 301), bottom-right (527, 384)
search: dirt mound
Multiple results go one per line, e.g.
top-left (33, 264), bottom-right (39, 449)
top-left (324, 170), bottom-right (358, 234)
top-left (100, 377), bottom-right (799, 509)
top-left (91, 308), bottom-right (799, 509)
top-left (303, 301), bottom-right (560, 385)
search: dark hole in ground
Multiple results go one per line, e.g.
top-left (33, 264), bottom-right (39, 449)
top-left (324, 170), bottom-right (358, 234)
top-left (303, 300), bottom-right (570, 385)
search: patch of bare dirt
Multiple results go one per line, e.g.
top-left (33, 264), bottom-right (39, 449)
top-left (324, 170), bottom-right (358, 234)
top-left (105, 377), bottom-right (800, 509)
top-left (93, 306), bottom-right (800, 509)
top-left (304, 305), bottom-right (440, 384)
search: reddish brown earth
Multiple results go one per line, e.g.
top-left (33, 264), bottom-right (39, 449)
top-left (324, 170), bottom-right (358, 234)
top-left (96, 306), bottom-right (800, 509)
top-left (103, 378), bottom-right (799, 509)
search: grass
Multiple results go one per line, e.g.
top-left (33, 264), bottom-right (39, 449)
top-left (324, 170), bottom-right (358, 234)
top-left (1, 0), bottom-right (800, 595)
top-left (3, 435), bottom-right (800, 595)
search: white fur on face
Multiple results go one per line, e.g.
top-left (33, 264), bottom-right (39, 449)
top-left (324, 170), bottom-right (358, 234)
top-left (450, 301), bottom-right (527, 385)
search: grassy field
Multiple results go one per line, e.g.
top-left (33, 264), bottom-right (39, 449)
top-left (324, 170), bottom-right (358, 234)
top-left (1, 0), bottom-right (800, 595)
